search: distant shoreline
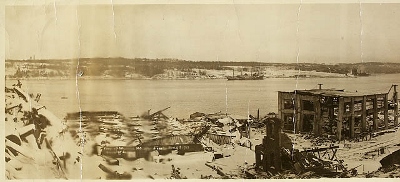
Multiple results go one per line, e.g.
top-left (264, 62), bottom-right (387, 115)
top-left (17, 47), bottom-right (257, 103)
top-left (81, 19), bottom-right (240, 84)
top-left (7, 72), bottom-right (398, 81)
top-left (5, 75), bottom-right (374, 81)
top-left (7, 59), bottom-right (400, 81)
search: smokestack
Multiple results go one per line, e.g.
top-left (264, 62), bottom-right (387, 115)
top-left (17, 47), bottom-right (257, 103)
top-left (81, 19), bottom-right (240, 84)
top-left (318, 84), bottom-right (323, 90)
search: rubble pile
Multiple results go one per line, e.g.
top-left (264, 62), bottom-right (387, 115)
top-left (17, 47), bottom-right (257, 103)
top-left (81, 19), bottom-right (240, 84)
top-left (5, 85), bottom-right (80, 179)
top-left (241, 165), bottom-right (321, 179)
top-left (307, 135), bottom-right (337, 146)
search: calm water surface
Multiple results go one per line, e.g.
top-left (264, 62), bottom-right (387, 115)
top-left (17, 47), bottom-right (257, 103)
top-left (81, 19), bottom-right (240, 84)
top-left (6, 74), bottom-right (400, 119)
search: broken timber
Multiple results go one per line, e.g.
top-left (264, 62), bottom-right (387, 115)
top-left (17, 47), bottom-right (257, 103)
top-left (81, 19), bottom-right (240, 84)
top-left (146, 106), bottom-right (171, 120)
top-left (98, 164), bottom-right (132, 180)
top-left (205, 163), bottom-right (229, 178)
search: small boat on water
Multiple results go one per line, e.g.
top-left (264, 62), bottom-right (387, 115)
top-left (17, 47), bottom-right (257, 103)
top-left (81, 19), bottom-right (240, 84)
top-left (227, 74), bottom-right (264, 80)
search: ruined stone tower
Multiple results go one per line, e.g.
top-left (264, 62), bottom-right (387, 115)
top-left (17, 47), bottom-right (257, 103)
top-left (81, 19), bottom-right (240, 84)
top-left (255, 117), bottom-right (282, 172)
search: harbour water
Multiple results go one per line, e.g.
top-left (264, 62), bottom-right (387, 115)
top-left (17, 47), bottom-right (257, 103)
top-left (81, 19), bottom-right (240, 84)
top-left (6, 73), bottom-right (400, 120)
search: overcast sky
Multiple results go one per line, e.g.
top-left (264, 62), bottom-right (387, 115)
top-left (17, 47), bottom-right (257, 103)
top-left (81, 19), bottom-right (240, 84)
top-left (5, 3), bottom-right (400, 63)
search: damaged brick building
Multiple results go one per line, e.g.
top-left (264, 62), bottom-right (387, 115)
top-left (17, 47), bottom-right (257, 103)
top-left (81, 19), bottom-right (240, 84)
top-left (277, 84), bottom-right (398, 140)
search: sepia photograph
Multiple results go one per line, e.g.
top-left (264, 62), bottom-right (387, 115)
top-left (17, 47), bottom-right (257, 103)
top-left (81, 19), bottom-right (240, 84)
top-left (4, 0), bottom-right (400, 180)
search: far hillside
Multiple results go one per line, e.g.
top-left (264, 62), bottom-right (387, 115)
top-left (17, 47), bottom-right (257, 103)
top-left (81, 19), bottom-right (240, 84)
top-left (5, 58), bottom-right (400, 79)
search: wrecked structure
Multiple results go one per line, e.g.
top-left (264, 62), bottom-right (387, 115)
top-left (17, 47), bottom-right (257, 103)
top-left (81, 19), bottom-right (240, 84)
top-left (101, 134), bottom-right (207, 160)
top-left (254, 117), bottom-right (349, 177)
top-left (5, 84), bottom-right (81, 179)
top-left (99, 120), bottom-right (211, 160)
top-left (255, 118), bottom-right (285, 172)
top-left (278, 84), bottom-right (399, 140)
top-left (144, 106), bottom-right (171, 121)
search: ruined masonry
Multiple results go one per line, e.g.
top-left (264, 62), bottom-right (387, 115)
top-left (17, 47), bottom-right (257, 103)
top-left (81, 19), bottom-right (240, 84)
top-left (278, 84), bottom-right (398, 140)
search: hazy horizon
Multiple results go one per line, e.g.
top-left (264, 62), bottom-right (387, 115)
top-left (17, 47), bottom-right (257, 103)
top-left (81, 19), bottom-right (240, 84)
top-left (5, 3), bottom-right (400, 64)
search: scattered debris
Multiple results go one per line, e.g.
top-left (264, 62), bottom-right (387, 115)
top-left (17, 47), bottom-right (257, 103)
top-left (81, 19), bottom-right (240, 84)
top-left (170, 165), bottom-right (187, 179)
top-left (98, 164), bottom-right (132, 180)
top-left (205, 163), bottom-right (229, 179)
top-left (5, 82), bottom-right (78, 179)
